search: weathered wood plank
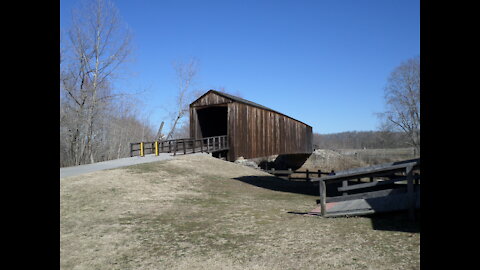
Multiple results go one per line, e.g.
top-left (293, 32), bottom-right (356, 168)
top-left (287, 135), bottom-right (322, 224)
top-left (342, 180), bottom-right (348, 196)
top-left (323, 190), bottom-right (420, 217)
top-left (310, 159), bottom-right (420, 183)
top-left (326, 188), bottom-right (408, 203)
top-left (406, 165), bottom-right (415, 220)
top-left (337, 175), bottom-right (420, 192)
top-left (319, 180), bottom-right (327, 216)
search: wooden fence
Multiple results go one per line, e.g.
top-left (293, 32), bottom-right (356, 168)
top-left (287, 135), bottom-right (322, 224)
top-left (264, 168), bottom-right (335, 181)
top-left (130, 135), bottom-right (229, 157)
top-left (310, 158), bottom-right (420, 219)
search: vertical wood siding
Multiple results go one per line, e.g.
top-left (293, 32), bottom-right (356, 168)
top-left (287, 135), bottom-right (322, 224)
top-left (190, 91), bottom-right (313, 161)
top-left (227, 102), bottom-right (312, 160)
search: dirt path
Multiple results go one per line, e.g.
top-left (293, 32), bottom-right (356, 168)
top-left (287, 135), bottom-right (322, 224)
top-left (60, 153), bottom-right (206, 179)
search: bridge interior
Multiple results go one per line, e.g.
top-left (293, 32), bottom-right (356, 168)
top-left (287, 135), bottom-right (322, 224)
top-left (197, 106), bottom-right (228, 138)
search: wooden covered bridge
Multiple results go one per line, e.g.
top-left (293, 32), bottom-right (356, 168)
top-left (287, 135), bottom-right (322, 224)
top-left (131, 89), bottom-right (313, 161)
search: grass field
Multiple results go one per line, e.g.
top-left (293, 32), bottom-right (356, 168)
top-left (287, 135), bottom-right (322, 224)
top-left (335, 148), bottom-right (417, 165)
top-left (60, 154), bottom-right (419, 270)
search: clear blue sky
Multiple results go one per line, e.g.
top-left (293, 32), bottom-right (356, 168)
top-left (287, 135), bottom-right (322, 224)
top-left (60, 0), bottom-right (419, 134)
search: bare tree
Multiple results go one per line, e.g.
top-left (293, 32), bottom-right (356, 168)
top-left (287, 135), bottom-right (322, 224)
top-left (165, 58), bottom-right (200, 140)
top-left (60, 0), bottom-right (133, 165)
top-left (377, 56), bottom-right (420, 155)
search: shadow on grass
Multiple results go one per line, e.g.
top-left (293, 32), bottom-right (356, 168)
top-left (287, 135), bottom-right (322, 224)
top-left (367, 210), bottom-right (420, 233)
top-left (232, 175), bottom-right (420, 233)
top-left (232, 175), bottom-right (319, 196)
top-left (232, 175), bottom-right (347, 197)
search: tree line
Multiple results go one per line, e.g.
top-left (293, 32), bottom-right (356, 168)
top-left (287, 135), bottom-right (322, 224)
top-left (60, 0), bottom-right (156, 167)
top-left (312, 131), bottom-right (412, 150)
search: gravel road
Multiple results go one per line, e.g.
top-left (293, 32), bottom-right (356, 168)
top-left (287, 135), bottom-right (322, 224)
top-left (60, 153), bottom-right (206, 179)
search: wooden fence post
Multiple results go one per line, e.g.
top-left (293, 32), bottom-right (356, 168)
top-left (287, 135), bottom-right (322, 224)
top-left (183, 140), bottom-right (186, 154)
top-left (306, 169), bottom-right (310, 181)
top-left (130, 143), bottom-right (133, 157)
top-left (140, 142), bottom-right (144, 157)
top-left (406, 165), bottom-right (415, 221)
top-left (319, 179), bottom-right (327, 216)
top-left (342, 180), bottom-right (348, 196)
top-left (155, 141), bottom-right (159, 156)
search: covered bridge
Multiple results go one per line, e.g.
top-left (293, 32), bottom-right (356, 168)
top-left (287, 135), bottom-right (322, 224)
top-left (189, 90), bottom-right (313, 161)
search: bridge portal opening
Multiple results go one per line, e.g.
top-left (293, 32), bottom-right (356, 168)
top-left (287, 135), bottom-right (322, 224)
top-left (197, 106), bottom-right (228, 138)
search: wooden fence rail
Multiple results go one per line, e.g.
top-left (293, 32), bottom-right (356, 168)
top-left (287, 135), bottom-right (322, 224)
top-left (130, 135), bottom-right (229, 157)
top-left (265, 168), bottom-right (335, 181)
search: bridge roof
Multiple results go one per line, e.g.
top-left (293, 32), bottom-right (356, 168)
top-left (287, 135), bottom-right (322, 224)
top-left (192, 89), bottom-right (312, 128)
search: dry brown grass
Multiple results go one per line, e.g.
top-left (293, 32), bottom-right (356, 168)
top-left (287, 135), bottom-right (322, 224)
top-left (60, 154), bottom-right (419, 270)
top-left (336, 148), bottom-right (417, 166)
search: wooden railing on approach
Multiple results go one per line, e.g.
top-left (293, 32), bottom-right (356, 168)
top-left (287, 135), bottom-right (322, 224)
top-left (130, 135), bottom-right (228, 157)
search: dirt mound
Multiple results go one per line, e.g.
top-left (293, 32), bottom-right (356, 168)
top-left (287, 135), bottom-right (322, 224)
top-left (300, 149), bottom-right (368, 172)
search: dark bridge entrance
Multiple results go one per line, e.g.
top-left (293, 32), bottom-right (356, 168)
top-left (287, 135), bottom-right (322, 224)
top-left (196, 106), bottom-right (228, 138)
